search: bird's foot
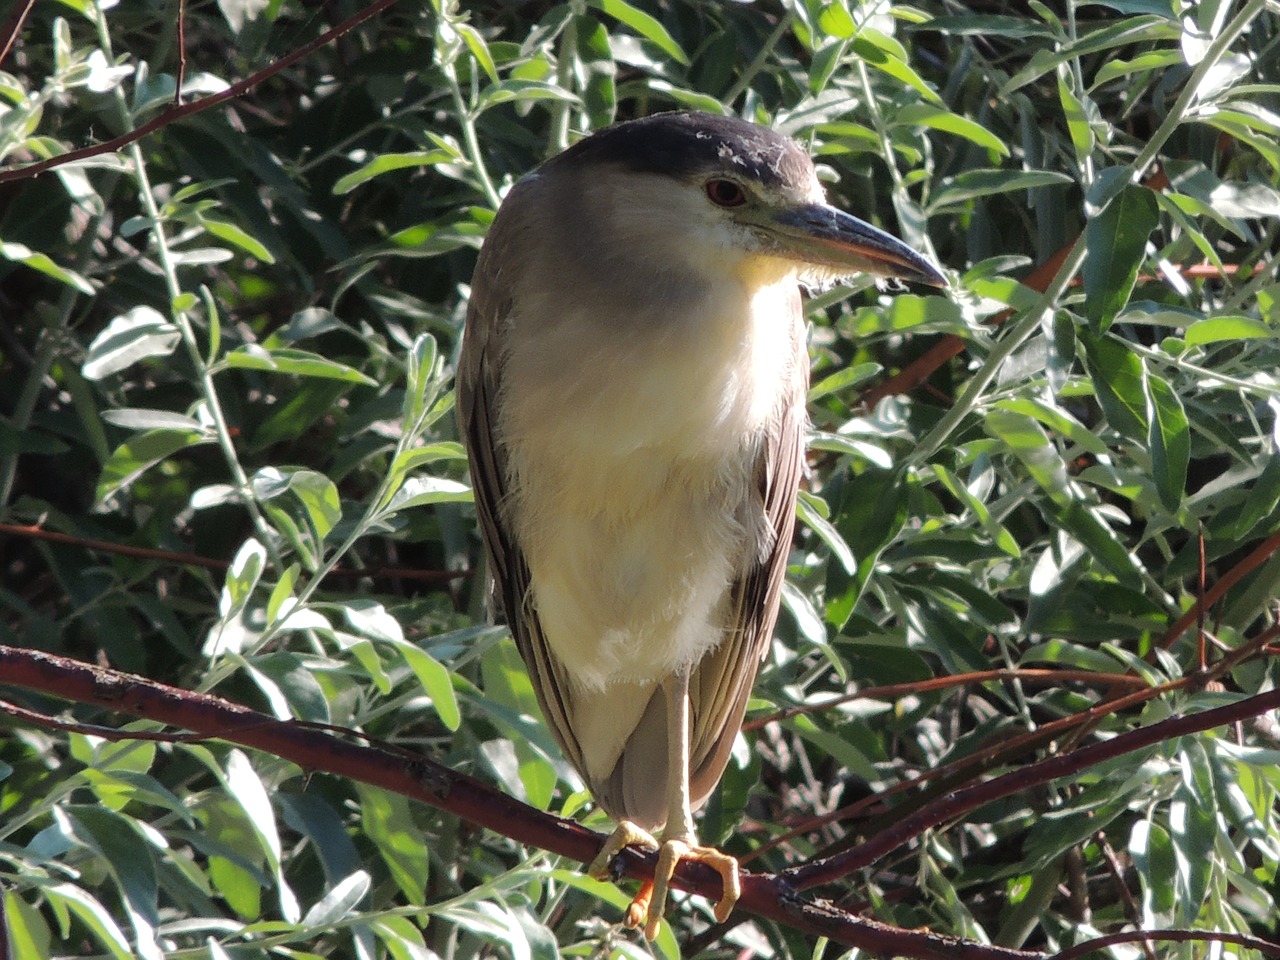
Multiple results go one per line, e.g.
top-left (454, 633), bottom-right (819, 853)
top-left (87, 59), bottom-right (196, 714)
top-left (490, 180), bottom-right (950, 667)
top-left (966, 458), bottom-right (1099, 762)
top-left (588, 820), bottom-right (661, 883)
top-left (640, 839), bottom-right (740, 939)
top-left (590, 826), bottom-right (739, 940)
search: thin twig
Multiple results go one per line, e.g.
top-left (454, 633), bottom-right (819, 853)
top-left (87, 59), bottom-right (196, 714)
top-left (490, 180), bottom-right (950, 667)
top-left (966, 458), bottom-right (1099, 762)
top-left (0, 0), bottom-right (402, 185)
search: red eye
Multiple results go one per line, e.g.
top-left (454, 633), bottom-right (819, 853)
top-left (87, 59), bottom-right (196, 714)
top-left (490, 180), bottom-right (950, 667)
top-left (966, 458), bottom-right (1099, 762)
top-left (705, 178), bottom-right (747, 207)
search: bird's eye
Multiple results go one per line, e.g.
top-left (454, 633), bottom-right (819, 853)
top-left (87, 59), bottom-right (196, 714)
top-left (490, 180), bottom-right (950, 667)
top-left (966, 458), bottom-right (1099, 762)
top-left (704, 179), bottom-right (747, 207)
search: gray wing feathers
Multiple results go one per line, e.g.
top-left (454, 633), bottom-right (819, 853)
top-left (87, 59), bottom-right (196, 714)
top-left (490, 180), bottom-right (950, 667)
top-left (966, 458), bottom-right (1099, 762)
top-left (458, 230), bottom-right (588, 778)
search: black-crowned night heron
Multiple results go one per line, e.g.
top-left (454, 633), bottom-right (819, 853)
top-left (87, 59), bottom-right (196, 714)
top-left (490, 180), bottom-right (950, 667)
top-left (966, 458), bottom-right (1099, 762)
top-left (457, 110), bottom-right (945, 937)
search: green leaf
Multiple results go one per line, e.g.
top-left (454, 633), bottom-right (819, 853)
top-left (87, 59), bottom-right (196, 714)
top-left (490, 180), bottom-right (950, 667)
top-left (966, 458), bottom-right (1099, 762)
top-left (397, 642), bottom-right (462, 731)
top-left (1080, 332), bottom-right (1148, 443)
top-left (66, 807), bottom-right (159, 925)
top-left (1144, 372), bottom-right (1189, 511)
top-left (1083, 184), bottom-right (1159, 330)
top-left (0, 241), bottom-right (94, 294)
top-left (1206, 455), bottom-right (1280, 541)
top-left (457, 22), bottom-right (499, 85)
top-left (224, 538), bottom-right (266, 618)
top-left (82, 306), bottom-right (180, 380)
top-left (926, 169), bottom-right (1072, 213)
top-left (1001, 16), bottom-right (1177, 93)
top-left (894, 103), bottom-right (1009, 156)
top-left (96, 428), bottom-right (212, 503)
top-left (797, 490), bottom-right (855, 573)
top-left (994, 398), bottom-right (1110, 457)
top-left (252, 467), bottom-right (342, 540)
top-left (932, 464), bottom-right (1021, 557)
top-left (43, 884), bottom-right (133, 960)
top-left (355, 783), bottom-right (429, 903)
top-left (301, 870), bottom-right (371, 928)
top-left (219, 346), bottom-right (377, 385)
top-left (808, 361), bottom-right (881, 401)
top-left (1058, 75), bottom-right (1094, 161)
top-left (476, 79), bottom-right (581, 112)
top-left (1091, 49), bottom-right (1184, 88)
top-left (1184, 315), bottom-right (1274, 344)
top-left (199, 217), bottom-right (276, 263)
top-left (591, 0), bottom-right (689, 65)
top-left (383, 476), bottom-right (473, 514)
top-left (332, 149), bottom-right (458, 194)
top-left (851, 33), bottom-right (941, 105)
top-left (827, 468), bottom-right (909, 629)
top-left (99, 408), bottom-right (202, 431)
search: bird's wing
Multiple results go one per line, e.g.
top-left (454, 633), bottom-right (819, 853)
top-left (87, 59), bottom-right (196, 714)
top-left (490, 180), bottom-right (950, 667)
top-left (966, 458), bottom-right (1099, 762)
top-left (457, 223), bottom-right (588, 777)
top-left (688, 333), bottom-right (808, 809)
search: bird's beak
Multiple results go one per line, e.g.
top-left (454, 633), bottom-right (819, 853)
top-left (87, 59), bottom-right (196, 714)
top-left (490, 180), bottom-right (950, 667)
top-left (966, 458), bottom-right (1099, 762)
top-left (764, 202), bottom-right (948, 288)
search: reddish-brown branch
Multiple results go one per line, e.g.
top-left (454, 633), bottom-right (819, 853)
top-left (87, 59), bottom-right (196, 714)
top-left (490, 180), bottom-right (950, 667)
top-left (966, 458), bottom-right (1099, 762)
top-left (779, 626), bottom-right (1279, 865)
top-left (0, 644), bottom-right (1039, 960)
top-left (783, 683), bottom-right (1280, 890)
top-left (0, 0), bottom-right (35, 69)
top-left (0, 0), bottom-right (401, 185)
top-left (1160, 528), bottom-right (1280, 650)
top-left (1053, 929), bottom-right (1280, 960)
top-left (742, 667), bottom-right (1149, 732)
top-left (858, 240), bottom-right (1077, 409)
top-left (0, 521), bottom-right (468, 584)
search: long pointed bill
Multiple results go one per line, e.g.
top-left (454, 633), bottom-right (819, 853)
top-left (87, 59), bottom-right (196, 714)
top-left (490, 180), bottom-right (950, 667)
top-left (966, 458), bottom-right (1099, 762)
top-left (768, 203), bottom-right (948, 287)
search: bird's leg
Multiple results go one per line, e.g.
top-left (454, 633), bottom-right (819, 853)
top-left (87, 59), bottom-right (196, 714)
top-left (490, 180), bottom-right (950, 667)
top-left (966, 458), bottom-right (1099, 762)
top-left (632, 667), bottom-right (740, 940)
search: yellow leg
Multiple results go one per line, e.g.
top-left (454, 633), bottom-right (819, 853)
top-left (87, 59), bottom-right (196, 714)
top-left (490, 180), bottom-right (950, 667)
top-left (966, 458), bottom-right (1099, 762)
top-left (585, 669), bottom-right (741, 939)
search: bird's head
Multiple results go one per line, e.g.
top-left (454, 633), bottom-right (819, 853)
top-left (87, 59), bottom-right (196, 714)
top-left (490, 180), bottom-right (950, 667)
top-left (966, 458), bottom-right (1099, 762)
top-left (543, 111), bottom-right (948, 293)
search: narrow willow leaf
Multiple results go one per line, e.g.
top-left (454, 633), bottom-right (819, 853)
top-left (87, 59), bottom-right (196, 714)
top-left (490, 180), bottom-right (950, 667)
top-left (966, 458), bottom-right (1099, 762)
top-left (927, 169), bottom-right (1072, 212)
top-left (1144, 372), bottom-right (1190, 511)
top-left (82, 306), bottom-right (180, 380)
top-left (1083, 184), bottom-right (1159, 330)
top-left (1184, 316), bottom-right (1274, 344)
top-left (893, 103), bottom-right (1009, 156)
top-left (592, 0), bottom-right (689, 65)
top-left (332, 149), bottom-right (458, 194)
top-left (0, 241), bottom-right (95, 294)
top-left (1080, 332), bottom-right (1148, 443)
top-left (797, 490), bottom-right (855, 573)
top-left (808, 362), bottom-right (881, 401)
top-left (220, 346), bottom-right (377, 385)
top-left (852, 34), bottom-right (942, 105)
top-left (199, 217), bottom-right (275, 263)
top-left (97, 429), bottom-right (212, 503)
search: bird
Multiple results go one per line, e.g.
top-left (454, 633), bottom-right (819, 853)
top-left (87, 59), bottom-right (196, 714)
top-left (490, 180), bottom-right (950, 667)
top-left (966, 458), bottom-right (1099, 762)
top-left (456, 110), bottom-right (946, 938)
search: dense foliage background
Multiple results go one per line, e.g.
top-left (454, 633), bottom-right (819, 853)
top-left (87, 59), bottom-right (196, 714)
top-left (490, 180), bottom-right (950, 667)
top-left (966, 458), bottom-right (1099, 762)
top-left (2, 0), bottom-right (1280, 957)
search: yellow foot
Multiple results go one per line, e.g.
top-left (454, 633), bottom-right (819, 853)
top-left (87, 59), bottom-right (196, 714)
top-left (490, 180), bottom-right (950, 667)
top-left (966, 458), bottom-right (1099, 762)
top-left (587, 820), bottom-right (660, 882)
top-left (587, 823), bottom-right (740, 940)
top-left (640, 839), bottom-right (740, 939)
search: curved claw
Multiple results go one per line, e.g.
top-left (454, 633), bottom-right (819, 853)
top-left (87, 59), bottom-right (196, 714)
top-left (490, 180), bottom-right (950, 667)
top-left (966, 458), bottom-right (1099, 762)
top-left (587, 821), bottom-right (659, 881)
top-left (588, 822), bottom-right (741, 939)
top-left (641, 839), bottom-right (741, 940)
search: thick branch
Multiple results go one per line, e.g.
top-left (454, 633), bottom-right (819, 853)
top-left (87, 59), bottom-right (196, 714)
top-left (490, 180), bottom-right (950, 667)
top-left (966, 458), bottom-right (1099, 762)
top-left (0, 644), bottom-right (1039, 960)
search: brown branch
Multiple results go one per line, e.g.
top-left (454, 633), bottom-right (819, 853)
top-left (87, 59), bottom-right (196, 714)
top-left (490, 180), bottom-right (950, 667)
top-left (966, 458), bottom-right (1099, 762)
top-left (0, 521), bottom-right (468, 585)
top-left (0, 0), bottom-right (35, 70)
top-left (0, 644), bottom-right (1039, 960)
top-left (0, 0), bottom-right (401, 185)
top-left (1053, 929), bottom-right (1280, 960)
top-left (783, 683), bottom-right (1280, 890)
top-left (742, 667), bottom-right (1149, 732)
top-left (1159, 528), bottom-right (1280, 650)
top-left (786, 625), bottom-right (1279, 867)
top-left (858, 240), bottom-right (1076, 409)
